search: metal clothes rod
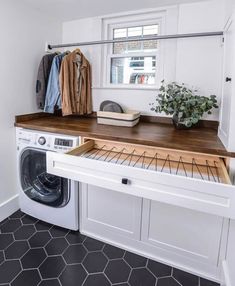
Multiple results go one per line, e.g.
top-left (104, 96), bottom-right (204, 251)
top-left (48, 31), bottom-right (224, 50)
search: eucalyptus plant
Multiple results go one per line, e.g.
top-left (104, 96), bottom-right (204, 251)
top-left (151, 81), bottom-right (218, 128)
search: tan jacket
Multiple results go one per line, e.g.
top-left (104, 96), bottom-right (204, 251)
top-left (59, 49), bottom-right (92, 116)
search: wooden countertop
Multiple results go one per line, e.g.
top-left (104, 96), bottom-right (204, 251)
top-left (15, 113), bottom-right (235, 158)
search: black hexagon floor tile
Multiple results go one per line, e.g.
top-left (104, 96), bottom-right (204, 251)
top-left (83, 251), bottom-right (108, 273)
top-left (200, 277), bottom-right (220, 286)
top-left (63, 244), bottom-right (87, 264)
top-left (0, 251), bottom-right (4, 265)
top-left (83, 237), bottom-right (104, 251)
top-left (21, 215), bottom-right (38, 225)
top-left (66, 231), bottom-right (86, 244)
top-left (124, 251), bottom-right (147, 268)
top-left (39, 256), bottom-right (65, 279)
top-left (35, 221), bottom-right (53, 231)
top-left (83, 273), bottom-right (111, 286)
top-left (39, 279), bottom-right (61, 286)
top-left (5, 240), bottom-right (29, 259)
top-left (173, 268), bottom-right (199, 286)
top-left (0, 218), bottom-right (8, 227)
top-left (0, 260), bottom-right (21, 284)
top-left (0, 213), bottom-right (221, 286)
top-left (9, 210), bottom-right (25, 219)
top-left (105, 259), bottom-right (131, 284)
top-left (45, 237), bottom-right (68, 256)
top-left (103, 244), bottom-right (125, 259)
top-left (157, 277), bottom-right (181, 286)
top-left (0, 233), bottom-right (14, 250)
top-left (59, 264), bottom-right (87, 286)
top-left (29, 231), bottom-right (51, 248)
top-left (147, 260), bottom-right (172, 278)
top-left (129, 268), bottom-right (156, 286)
top-left (49, 226), bottom-right (69, 238)
top-left (11, 269), bottom-right (41, 286)
top-left (0, 219), bottom-right (22, 233)
top-left (14, 224), bottom-right (36, 240)
top-left (21, 248), bottom-right (47, 269)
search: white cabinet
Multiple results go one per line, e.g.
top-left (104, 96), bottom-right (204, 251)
top-left (79, 184), bottom-right (227, 280)
top-left (46, 137), bottom-right (233, 280)
top-left (219, 17), bottom-right (235, 151)
top-left (80, 184), bottom-right (142, 240)
top-left (141, 199), bottom-right (224, 266)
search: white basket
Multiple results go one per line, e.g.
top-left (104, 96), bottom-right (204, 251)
top-left (97, 110), bottom-right (140, 127)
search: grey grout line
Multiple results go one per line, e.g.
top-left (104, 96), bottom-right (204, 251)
top-left (103, 272), bottom-right (113, 285)
top-left (127, 267), bottom-right (133, 283)
top-left (172, 276), bottom-right (184, 286)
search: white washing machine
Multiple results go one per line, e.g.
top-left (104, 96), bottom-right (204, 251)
top-left (16, 127), bottom-right (80, 230)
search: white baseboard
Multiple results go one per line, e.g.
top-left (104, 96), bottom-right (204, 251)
top-left (0, 195), bottom-right (19, 222)
top-left (222, 261), bottom-right (232, 286)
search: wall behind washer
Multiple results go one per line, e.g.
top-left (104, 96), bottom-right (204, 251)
top-left (62, 0), bottom-right (224, 119)
top-left (0, 0), bottom-right (62, 218)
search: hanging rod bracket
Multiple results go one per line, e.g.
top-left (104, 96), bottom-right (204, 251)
top-left (47, 31), bottom-right (224, 50)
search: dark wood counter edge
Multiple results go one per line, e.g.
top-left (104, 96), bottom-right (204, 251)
top-left (15, 113), bottom-right (234, 158)
top-left (15, 112), bottom-right (219, 129)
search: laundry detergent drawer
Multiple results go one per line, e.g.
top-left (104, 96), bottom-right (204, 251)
top-left (46, 138), bottom-right (235, 219)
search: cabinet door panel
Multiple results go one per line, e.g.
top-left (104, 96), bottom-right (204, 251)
top-left (81, 184), bottom-right (142, 240)
top-left (141, 199), bottom-right (223, 265)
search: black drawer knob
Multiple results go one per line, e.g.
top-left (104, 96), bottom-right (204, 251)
top-left (122, 178), bottom-right (129, 185)
top-left (226, 77), bottom-right (232, 82)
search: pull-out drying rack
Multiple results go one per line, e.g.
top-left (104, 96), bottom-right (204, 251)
top-left (81, 144), bottom-right (220, 183)
top-left (67, 139), bottom-right (230, 185)
top-left (47, 138), bottom-right (235, 219)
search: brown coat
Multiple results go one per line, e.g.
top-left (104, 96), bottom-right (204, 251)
top-left (59, 49), bottom-right (92, 116)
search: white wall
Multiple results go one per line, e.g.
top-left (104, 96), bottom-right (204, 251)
top-left (176, 0), bottom-right (224, 121)
top-left (62, 0), bottom-right (224, 119)
top-left (0, 0), bottom-right (62, 217)
top-left (224, 0), bottom-right (235, 25)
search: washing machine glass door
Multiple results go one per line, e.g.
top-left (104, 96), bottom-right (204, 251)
top-left (20, 148), bottom-right (69, 207)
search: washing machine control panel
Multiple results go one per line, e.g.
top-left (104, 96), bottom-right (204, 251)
top-left (16, 129), bottom-right (80, 153)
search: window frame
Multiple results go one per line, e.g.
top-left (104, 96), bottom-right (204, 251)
top-left (101, 12), bottom-right (166, 90)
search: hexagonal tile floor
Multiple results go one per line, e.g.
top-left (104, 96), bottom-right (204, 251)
top-left (0, 210), bottom-right (220, 286)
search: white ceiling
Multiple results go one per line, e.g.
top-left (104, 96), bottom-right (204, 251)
top-left (22, 0), bottom-right (206, 22)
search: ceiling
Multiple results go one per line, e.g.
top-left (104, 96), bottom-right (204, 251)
top-left (22, 0), bottom-right (207, 22)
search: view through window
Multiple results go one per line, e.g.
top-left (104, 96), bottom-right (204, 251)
top-left (110, 24), bottom-right (159, 86)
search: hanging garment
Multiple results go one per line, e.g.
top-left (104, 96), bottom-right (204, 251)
top-left (36, 53), bottom-right (57, 110)
top-left (59, 49), bottom-right (92, 116)
top-left (44, 52), bottom-right (68, 113)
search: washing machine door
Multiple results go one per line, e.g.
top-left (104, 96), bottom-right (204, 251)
top-left (20, 148), bottom-right (69, 207)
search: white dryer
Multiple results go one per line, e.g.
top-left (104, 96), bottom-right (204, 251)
top-left (16, 128), bottom-right (80, 230)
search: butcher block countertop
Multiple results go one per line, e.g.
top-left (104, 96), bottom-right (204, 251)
top-left (15, 113), bottom-right (235, 158)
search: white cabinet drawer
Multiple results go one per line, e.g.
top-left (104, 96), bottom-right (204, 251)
top-left (46, 138), bottom-right (235, 219)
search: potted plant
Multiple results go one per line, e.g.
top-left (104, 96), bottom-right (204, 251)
top-left (151, 81), bottom-right (218, 129)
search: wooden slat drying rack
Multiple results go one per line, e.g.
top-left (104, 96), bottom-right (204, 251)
top-left (47, 31), bottom-right (223, 50)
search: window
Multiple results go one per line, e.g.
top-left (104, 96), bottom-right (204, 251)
top-left (102, 13), bottom-right (165, 89)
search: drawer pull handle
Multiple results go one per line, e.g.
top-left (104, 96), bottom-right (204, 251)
top-left (122, 178), bottom-right (129, 185)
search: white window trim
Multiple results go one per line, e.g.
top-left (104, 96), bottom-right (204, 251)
top-left (101, 10), bottom-right (167, 90)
